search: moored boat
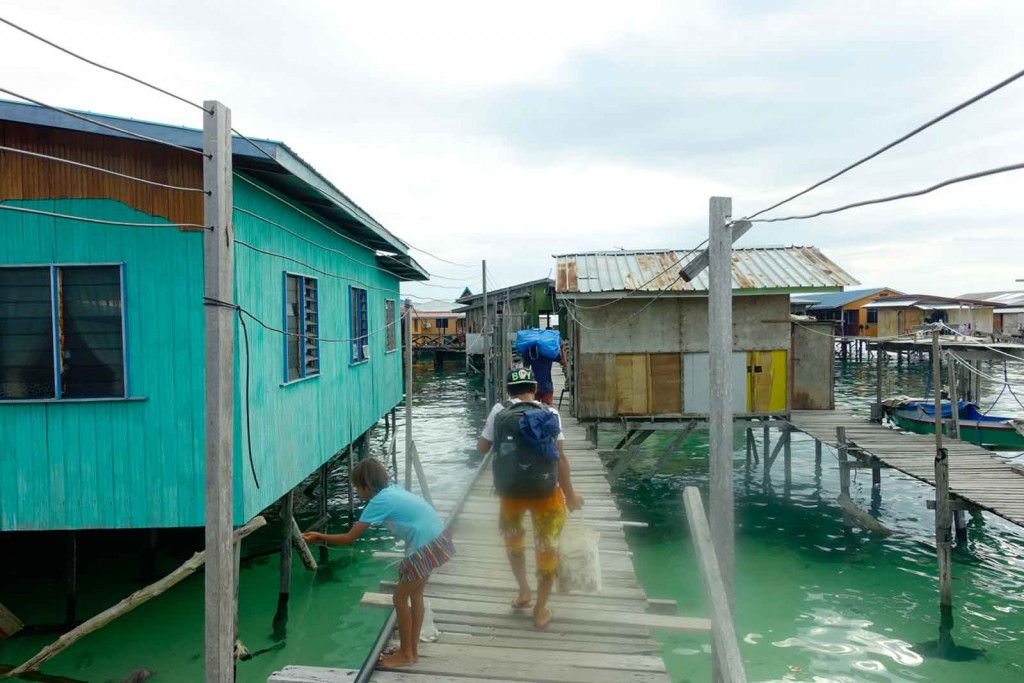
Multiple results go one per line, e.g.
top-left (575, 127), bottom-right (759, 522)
top-left (882, 396), bottom-right (1024, 449)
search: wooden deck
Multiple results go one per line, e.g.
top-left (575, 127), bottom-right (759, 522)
top-left (270, 368), bottom-right (710, 682)
top-left (788, 409), bottom-right (1024, 526)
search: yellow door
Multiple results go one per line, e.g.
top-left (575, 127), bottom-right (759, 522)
top-left (747, 350), bottom-right (788, 412)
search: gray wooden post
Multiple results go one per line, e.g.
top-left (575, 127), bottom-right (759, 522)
top-left (814, 439), bottom-right (822, 467)
top-left (404, 305), bottom-right (413, 490)
top-left (347, 444), bottom-right (356, 520)
top-left (872, 348), bottom-right (883, 422)
top-left (482, 260), bottom-right (491, 407)
top-left (762, 423), bottom-right (769, 463)
top-left (202, 99), bottom-right (235, 683)
top-left (318, 463), bottom-right (329, 564)
top-left (945, 353), bottom-right (961, 440)
top-left (708, 195), bottom-right (735, 680)
top-left (932, 330), bottom-right (953, 613)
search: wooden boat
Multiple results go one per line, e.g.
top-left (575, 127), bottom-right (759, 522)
top-left (882, 396), bottom-right (1024, 449)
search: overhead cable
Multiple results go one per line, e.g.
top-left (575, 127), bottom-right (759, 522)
top-left (750, 162), bottom-right (1024, 224)
top-left (0, 203), bottom-right (207, 229)
top-left (205, 296), bottom-right (410, 343)
top-left (0, 16), bottom-right (208, 113)
top-left (745, 66), bottom-right (1024, 220)
top-left (0, 145), bottom-right (206, 193)
top-left (0, 87), bottom-right (208, 158)
top-left (563, 275), bottom-right (683, 332)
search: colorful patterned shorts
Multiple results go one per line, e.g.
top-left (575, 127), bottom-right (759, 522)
top-left (398, 529), bottom-right (455, 583)
top-left (499, 487), bottom-right (568, 579)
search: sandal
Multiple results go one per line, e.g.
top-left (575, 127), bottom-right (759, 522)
top-left (534, 608), bottom-right (553, 630)
top-left (511, 596), bottom-right (533, 609)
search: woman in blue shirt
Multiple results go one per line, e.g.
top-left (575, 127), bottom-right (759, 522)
top-left (303, 458), bottom-right (453, 669)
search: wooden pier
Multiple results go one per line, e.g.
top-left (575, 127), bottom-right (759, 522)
top-left (788, 409), bottom-right (1024, 525)
top-left (270, 370), bottom-right (712, 683)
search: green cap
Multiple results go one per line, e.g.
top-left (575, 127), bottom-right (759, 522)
top-left (506, 367), bottom-right (537, 388)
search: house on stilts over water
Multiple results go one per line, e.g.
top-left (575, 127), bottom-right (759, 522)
top-left (555, 247), bottom-right (859, 420)
top-left (0, 99), bottom-right (427, 535)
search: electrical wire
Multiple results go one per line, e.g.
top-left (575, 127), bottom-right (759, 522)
top-left (745, 66), bottom-right (1024, 221)
top-left (935, 322), bottom-right (1024, 363)
top-left (0, 87), bottom-right (208, 158)
top-left (233, 239), bottom-right (402, 294)
top-left (749, 162), bottom-right (1024, 224)
top-left (560, 240), bottom-right (709, 311)
top-left (562, 275), bottom-right (684, 332)
top-left (205, 296), bottom-right (409, 343)
top-left (237, 309), bottom-right (260, 489)
top-left (0, 16), bottom-right (208, 113)
top-left (0, 145), bottom-right (207, 193)
top-left (0, 203), bottom-right (207, 229)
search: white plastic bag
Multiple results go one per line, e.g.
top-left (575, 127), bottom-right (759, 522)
top-left (556, 514), bottom-right (602, 594)
top-left (420, 600), bottom-right (439, 642)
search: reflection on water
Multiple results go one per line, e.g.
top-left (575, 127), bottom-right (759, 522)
top-left (617, 353), bottom-right (1024, 683)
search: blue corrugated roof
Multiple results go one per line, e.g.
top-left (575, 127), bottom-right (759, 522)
top-left (806, 288), bottom-right (896, 310)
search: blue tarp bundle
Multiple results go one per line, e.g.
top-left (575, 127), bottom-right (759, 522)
top-left (519, 409), bottom-right (560, 461)
top-left (516, 328), bottom-right (561, 360)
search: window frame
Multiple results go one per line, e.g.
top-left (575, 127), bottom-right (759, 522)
top-left (866, 308), bottom-right (879, 325)
top-left (349, 285), bottom-right (369, 364)
top-left (385, 299), bottom-right (398, 353)
top-left (0, 262), bottom-right (129, 402)
top-left (282, 271), bottom-right (321, 384)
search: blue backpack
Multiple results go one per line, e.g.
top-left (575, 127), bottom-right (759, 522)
top-left (515, 329), bottom-right (561, 361)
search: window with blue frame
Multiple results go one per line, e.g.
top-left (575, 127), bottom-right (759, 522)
top-left (284, 273), bottom-right (320, 382)
top-left (350, 286), bottom-right (368, 363)
top-left (0, 265), bottom-right (126, 400)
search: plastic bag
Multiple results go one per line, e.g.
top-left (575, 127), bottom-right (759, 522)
top-left (420, 600), bottom-right (439, 642)
top-left (556, 515), bottom-right (601, 593)
top-left (515, 329), bottom-right (562, 360)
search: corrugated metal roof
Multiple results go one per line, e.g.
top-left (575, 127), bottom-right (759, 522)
top-left (806, 287), bottom-right (903, 310)
top-left (555, 247), bottom-right (858, 295)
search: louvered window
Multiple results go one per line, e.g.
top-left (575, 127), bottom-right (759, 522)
top-left (385, 299), bottom-right (397, 352)
top-left (350, 286), bottom-right (369, 363)
top-left (284, 273), bottom-right (320, 382)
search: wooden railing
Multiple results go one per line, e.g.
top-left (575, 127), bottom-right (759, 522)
top-left (682, 486), bottom-right (747, 683)
top-left (410, 333), bottom-right (466, 350)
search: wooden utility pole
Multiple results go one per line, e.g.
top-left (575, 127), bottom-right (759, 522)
top-left (932, 331), bottom-right (953, 615)
top-left (482, 260), bottom-right (491, 407)
top-left (405, 303), bottom-right (413, 491)
top-left (708, 196), bottom-right (734, 682)
top-left (202, 100), bottom-right (235, 683)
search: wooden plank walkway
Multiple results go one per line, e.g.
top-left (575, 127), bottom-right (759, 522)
top-left (270, 367), bottom-right (710, 682)
top-left (789, 409), bottom-right (1024, 526)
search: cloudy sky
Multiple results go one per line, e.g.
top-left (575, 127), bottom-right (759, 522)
top-left (2, 1), bottom-right (1022, 300)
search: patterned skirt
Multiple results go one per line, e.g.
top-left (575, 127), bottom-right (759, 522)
top-left (398, 528), bottom-right (455, 583)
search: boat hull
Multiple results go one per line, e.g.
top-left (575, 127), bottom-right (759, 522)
top-left (889, 411), bottom-right (1024, 449)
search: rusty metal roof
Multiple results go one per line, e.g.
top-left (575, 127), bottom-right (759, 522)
top-left (555, 246), bottom-right (858, 295)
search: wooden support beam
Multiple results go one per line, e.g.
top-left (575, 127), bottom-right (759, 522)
top-left (651, 421), bottom-right (697, 474)
top-left (682, 487), bottom-right (747, 683)
top-left (837, 494), bottom-right (892, 535)
top-left (8, 517), bottom-right (266, 678)
top-left (927, 499), bottom-right (982, 512)
top-left (290, 517), bottom-right (318, 571)
top-left (837, 427), bottom-right (852, 527)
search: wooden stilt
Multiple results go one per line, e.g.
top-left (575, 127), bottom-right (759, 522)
top-left (932, 331), bottom-right (954, 631)
top-left (65, 532), bottom-right (77, 626)
top-left (275, 491), bottom-right (294, 628)
top-left (318, 463), bottom-right (330, 564)
top-left (954, 510), bottom-right (968, 546)
top-left (814, 439), bottom-right (822, 467)
top-left (744, 428), bottom-right (753, 469)
top-left (141, 529), bottom-right (158, 583)
top-left (762, 423), bottom-right (769, 464)
top-left (783, 430), bottom-right (792, 484)
top-left (0, 601), bottom-right (24, 639)
top-left (347, 444), bottom-right (355, 522)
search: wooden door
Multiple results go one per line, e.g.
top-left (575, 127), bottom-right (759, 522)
top-left (747, 350), bottom-right (788, 412)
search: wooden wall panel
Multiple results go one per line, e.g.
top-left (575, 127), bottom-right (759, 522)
top-left (0, 121), bottom-right (203, 230)
top-left (577, 353), bottom-right (615, 418)
top-left (649, 352), bottom-right (681, 415)
top-left (615, 354), bottom-right (648, 415)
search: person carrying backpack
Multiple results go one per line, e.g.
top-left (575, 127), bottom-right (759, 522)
top-left (477, 368), bottom-right (584, 629)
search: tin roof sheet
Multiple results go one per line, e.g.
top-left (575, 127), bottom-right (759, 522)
top-left (555, 246), bottom-right (858, 295)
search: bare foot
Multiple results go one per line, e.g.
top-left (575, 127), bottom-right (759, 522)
top-left (379, 651), bottom-right (417, 669)
top-left (533, 606), bottom-right (552, 630)
top-left (511, 590), bottom-right (532, 609)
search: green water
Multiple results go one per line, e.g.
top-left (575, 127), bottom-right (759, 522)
top-left (1, 356), bottom-right (1022, 682)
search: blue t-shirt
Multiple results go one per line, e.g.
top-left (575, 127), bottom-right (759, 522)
top-left (359, 485), bottom-right (444, 556)
top-left (524, 354), bottom-right (554, 394)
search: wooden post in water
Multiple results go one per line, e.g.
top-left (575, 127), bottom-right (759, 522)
top-left (873, 347), bottom-right (884, 422)
top-left (814, 439), bottom-right (822, 467)
top-left (707, 197), bottom-right (735, 682)
top-left (347, 444), bottom-right (355, 520)
top-left (202, 99), bottom-right (236, 683)
top-left (945, 353), bottom-right (961, 441)
top-left (318, 463), bottom-right (330, 564)
top-left (65, 532), bottom-right (77, 626)
top-left (932, 330), bottom-right (954, 627)
top-left (277, 491), bottom-right (294, 620)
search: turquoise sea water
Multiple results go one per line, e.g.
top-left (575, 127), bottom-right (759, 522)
top-left (1, 355), bottom-right (1022, 682)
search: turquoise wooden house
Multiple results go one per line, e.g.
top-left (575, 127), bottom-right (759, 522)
top-left (0, 100), bottom-right (427, 532)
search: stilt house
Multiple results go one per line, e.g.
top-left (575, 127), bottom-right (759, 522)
top-left (0, 100), bottom-right (427, 532)
top-left (864, 294), bottom-right (998, 337)
top-left (556, 247), bottom-right (858, 419)
top-left (801, 286), bottom-right (903, 337)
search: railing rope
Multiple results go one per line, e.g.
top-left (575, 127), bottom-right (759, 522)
top-left (682, 486), bottom-right (747, 683)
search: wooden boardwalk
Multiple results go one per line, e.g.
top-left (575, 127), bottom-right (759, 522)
top-left (270, 368), bottom-right (710, 682)
top-left (789, 409), bottom-right (1024, 526)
